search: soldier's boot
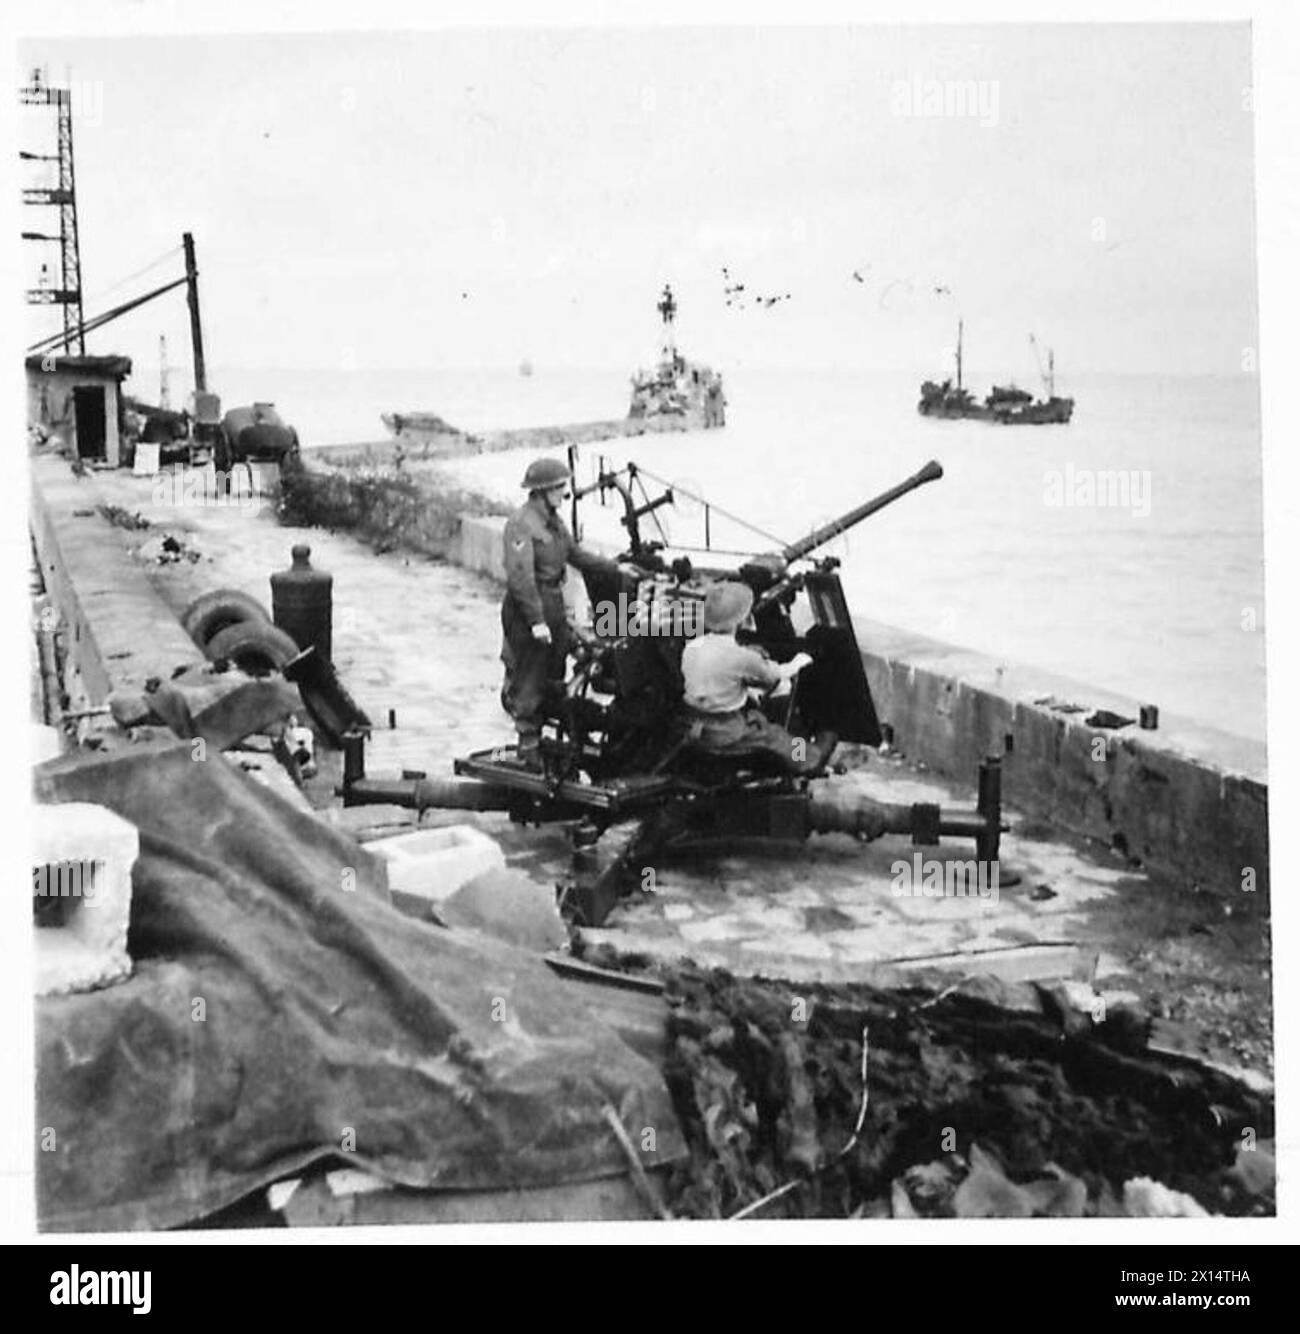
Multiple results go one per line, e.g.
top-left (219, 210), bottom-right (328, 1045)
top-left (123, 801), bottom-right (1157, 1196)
top-left (507, 727), bottom-right (544, 774)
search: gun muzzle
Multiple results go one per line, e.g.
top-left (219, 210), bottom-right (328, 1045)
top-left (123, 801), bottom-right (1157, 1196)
top-left (780, 459), bottom-right (944, 563)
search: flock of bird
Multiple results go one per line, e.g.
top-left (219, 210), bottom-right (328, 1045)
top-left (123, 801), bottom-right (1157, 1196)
top-left (723, 263), bottom-right (954, 312)
top-left (721, 266), bottom-right (791, 310)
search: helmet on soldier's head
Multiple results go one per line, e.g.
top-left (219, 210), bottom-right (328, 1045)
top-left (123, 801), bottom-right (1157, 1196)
top-left (522, 457), bottom-right (572, 491)
top-left (701, 581), bottom-right (754, 633)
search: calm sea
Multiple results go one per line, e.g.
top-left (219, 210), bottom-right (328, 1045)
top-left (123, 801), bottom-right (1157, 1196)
top-left (211, 362), bottom-right (1267, 744)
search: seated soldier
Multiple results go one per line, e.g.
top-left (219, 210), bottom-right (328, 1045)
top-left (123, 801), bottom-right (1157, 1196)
top-left (680, 581), bottom-right (838, 777)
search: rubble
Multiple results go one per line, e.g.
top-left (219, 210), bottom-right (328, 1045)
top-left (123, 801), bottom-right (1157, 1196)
top-left (137, 532), bottom-right (201, 564)
top-left (656, 965), bottom-right (1273, 1220)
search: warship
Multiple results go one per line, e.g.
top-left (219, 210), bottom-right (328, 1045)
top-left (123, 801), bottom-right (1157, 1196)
top-left (919, 322), bottom-right (1074, 425)
top-left (626, 284), bottom-right (726, 427)
top-left (383, 285), bottom-right (725, 444)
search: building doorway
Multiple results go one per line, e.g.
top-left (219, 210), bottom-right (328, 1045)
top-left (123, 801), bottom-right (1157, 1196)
top-left (72, 386), bottom-right (107, 460)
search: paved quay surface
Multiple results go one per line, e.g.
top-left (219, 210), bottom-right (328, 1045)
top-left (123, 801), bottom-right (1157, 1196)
top-left (85, 465), bottom-right (1273, 1081)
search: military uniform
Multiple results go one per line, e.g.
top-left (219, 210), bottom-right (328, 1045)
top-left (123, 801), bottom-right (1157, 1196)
top-left (680, 632), bottom-right (804, 768)
top-left (678, 580), bottom-right (835, 776)
top-left (500, 493), bottom-right (618, 753)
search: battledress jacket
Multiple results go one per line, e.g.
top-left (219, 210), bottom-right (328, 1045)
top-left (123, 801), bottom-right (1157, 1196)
top-left (503, 495), bottom-right (617, 627)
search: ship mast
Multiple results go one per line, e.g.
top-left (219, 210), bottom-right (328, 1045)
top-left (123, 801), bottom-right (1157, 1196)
top-left (657, 283), bottom-right (677, 368)
top-left (956, 319), bottom-right (963, 391)
top-left (1029, 332), bottom-right (1054, 398)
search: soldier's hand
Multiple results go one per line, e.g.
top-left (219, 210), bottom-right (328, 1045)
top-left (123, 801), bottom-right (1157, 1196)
top-left (531, 623), bottom-right (553, 644)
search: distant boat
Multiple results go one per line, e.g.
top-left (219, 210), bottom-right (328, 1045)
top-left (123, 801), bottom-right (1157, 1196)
top-left (919, 322), bottom-right (1074, 424)
top-left (626, 284), bottom-right (726, 428)
top-left (519, 359), bottom-right (534, 378)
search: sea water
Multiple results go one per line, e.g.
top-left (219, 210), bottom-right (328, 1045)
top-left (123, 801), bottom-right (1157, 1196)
top-left (211, 362), bottom-right (1267, 743)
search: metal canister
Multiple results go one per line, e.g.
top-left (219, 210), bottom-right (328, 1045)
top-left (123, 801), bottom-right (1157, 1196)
top-left (271, 544), bottom-right (333, 662)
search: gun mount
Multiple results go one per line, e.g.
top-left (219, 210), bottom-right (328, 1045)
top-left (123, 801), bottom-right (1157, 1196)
top-left (339, 456), bottom-right (1011, 926)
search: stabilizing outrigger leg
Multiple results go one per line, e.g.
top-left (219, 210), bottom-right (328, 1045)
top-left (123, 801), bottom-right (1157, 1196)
top-left (811, 754), bottom-right (1008, 865)
top-left (337, 729), bottom-right (1011, 928)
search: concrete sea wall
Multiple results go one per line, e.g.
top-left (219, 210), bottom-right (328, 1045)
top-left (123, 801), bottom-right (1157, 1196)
top-left (854, 618), bottom-right (1268, 899)
top-left (314, 410), bottom-right (708, 467)
top-left (29, 454), bottom-right (209, 722)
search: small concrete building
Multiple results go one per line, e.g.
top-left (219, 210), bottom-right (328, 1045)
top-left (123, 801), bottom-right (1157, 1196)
top-left (27, 353), bottom-right (133, 467)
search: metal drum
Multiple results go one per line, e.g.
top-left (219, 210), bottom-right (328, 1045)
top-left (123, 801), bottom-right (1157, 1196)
top-left (271, 544), bottom-right (333, 663)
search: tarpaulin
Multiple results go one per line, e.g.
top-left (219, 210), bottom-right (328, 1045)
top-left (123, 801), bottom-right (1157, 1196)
top-left (34, 742), bottom-right (683, 1231)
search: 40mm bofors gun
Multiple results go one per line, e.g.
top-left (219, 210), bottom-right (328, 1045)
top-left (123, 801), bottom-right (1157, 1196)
top-left (339, 457), bottom-right (1010, 926)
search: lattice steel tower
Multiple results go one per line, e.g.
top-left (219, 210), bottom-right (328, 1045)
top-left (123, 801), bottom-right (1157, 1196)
top-left (21, 68), bottom-right (85, 354)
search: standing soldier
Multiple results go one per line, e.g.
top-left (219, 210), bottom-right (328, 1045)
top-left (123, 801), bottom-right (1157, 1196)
top-left (500, 457), bottom-right (621, 770)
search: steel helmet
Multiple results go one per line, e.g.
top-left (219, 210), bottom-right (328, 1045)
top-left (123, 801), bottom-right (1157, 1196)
top-left (521, 457), bottom-right (572, 490)
top-left (701, 581), bottom-right (755, 633)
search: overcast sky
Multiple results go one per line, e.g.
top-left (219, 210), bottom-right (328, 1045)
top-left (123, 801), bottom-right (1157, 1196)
top-left (19, 23), bottom-right (1257, 378)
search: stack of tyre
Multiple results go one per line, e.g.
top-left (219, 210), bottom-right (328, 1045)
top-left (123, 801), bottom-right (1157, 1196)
top-left (180, 589), bottom-right (302, 677)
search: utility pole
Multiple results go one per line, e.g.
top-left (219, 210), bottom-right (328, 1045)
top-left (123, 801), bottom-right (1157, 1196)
top-left (21, 68), bottom-right (85, 354)
top-left (183, 231), bottom-right (206, 393)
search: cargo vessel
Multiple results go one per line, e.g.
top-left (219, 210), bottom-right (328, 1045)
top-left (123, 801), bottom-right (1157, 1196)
top-left (919, 322), bottom-right (1074, 424)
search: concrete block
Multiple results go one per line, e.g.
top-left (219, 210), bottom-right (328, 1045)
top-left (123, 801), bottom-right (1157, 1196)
top-left (33, 802), bottom-right (138, 997)
top-left (368, 824), bottom-right (506, 919)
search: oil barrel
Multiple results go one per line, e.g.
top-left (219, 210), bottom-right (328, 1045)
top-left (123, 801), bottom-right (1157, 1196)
top-left (271, 544), bottom-right (333, 662)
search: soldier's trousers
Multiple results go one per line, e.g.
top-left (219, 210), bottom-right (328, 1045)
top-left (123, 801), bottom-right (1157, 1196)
top-left (685, 706), bottom-right (806, 772)
top-left (500, 589), bottom-right (569, 750)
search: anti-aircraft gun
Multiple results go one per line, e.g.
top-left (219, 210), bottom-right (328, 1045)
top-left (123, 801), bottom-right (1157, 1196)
top-left (338, 458), bottom-right (1010, 926)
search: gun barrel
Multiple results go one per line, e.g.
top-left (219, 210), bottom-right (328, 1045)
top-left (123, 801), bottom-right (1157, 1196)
top-left (781, 459), bottom-right (943, 562)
